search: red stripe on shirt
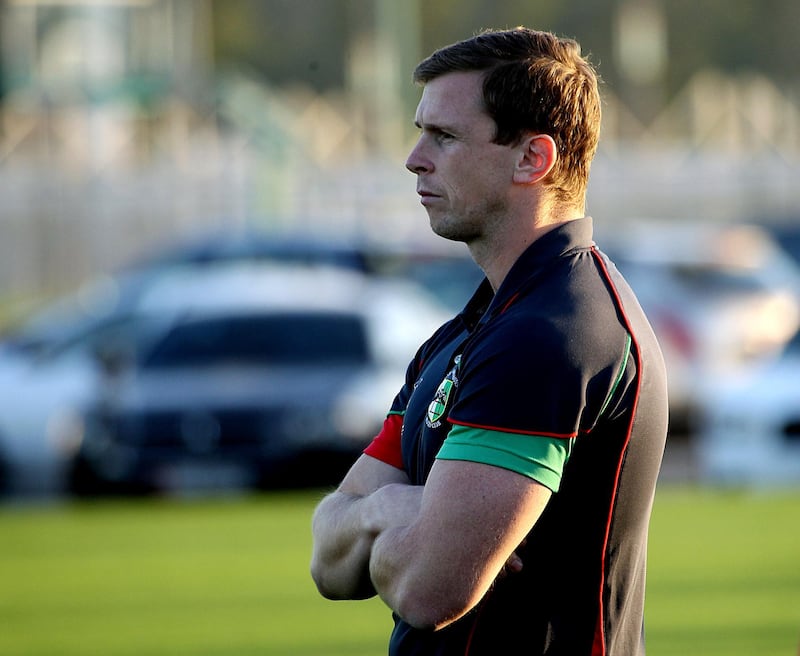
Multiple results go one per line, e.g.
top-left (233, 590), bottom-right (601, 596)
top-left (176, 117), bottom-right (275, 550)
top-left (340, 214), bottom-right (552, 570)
top-left (590, 247), bottom-right (642, 656)
top-left (363, 413), bottom-right (404, 469)
top-left (449, 418), bottom-right (579, 439)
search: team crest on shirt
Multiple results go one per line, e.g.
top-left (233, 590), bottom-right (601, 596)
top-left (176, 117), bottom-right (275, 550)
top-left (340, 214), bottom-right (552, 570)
top-left (426, 355), bottom-right (460, 428)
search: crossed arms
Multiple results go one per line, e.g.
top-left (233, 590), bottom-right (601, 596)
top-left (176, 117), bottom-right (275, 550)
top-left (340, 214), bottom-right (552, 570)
top-left (310, 453), bottom-right (551, 630)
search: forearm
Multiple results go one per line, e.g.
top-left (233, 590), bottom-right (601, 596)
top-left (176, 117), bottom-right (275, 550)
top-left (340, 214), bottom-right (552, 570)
top-left (369, 525), bottom-right (441, 628)
top-left (367, 460), bottom-right (549, 631)
top-left (369, 521), bottom-right (486, 630)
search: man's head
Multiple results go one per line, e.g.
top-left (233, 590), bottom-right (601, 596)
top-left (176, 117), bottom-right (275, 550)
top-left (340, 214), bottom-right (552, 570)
top-left (413, 27), bottom-right (601, 209)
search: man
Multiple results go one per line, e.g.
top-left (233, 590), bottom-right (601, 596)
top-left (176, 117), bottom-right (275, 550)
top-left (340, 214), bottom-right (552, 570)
top-left (310, 27), bottom-right (668, 655)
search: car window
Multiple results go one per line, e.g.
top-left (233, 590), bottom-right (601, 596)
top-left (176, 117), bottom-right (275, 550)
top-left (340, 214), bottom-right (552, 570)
top-left (142, 313), bottom-right (371, 368)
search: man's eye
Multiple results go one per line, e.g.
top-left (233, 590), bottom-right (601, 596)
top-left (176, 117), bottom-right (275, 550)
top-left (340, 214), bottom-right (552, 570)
top-left (435, 131), bottom-right (454, 143)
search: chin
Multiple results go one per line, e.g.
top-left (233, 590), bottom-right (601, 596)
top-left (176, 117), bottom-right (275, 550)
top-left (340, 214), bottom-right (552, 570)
top-left (431, 225), bottom-right (462, 243)
top-left (431, 222), bottom-right (476, 244)
top-left (428, 215), bottom-right (455, 239)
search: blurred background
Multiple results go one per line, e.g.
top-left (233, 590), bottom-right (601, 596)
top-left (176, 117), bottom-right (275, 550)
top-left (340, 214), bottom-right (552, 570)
top-left (1, 4), bottom-right (799, 656)
top-left (1, 0), bottom-right (800, 499)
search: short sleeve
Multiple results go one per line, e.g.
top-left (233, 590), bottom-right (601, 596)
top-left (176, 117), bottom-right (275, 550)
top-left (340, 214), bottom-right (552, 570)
top-left (436, 424), bottom-right (573, 492)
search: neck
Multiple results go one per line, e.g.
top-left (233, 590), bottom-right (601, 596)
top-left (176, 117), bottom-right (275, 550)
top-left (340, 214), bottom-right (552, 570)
top-left (471, 211), bottom-right (582, 291)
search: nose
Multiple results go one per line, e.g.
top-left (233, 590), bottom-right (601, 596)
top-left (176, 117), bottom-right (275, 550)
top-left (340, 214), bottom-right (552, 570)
top-left (405, 139), bottom-right (431, 175)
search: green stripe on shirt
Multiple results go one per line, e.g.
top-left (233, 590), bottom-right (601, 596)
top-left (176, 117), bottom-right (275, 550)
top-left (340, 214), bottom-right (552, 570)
top-left (436, 424), bottom-right (574, 492)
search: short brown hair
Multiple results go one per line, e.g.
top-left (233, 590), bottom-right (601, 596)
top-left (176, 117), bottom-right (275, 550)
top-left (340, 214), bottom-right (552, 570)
top-left (414, 27), bottom-right (601, 208)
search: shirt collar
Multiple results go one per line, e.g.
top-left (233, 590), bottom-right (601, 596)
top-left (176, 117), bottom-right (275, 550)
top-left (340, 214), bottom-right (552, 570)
top-left (460, 217), bottom-right (595, 328)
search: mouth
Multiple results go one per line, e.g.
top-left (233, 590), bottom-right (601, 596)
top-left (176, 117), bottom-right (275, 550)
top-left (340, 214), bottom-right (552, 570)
top-left (417, 189), bottom-right (440, 205)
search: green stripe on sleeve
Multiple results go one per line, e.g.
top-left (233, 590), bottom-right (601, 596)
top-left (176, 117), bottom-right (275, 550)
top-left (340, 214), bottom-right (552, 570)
top-left (599, 332), bottom-right (632, 418)
top-left (435, 424), bottom-right (573, 492)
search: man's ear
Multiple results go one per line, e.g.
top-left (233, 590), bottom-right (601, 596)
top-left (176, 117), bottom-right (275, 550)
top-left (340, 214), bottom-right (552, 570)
top-left (513, 134), bottom-right (557, 185)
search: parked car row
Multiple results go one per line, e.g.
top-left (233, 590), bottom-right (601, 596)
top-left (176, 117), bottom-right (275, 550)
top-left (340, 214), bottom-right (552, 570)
top-left (3, 220), bottom-right (800, 494)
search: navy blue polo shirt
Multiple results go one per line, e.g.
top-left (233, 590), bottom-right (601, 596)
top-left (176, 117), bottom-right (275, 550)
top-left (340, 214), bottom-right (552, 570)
top-left (365, 217), bottom-right (669, 656)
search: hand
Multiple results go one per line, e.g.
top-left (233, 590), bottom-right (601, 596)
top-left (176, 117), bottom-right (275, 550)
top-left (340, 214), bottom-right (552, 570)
top-left (498, 538), bottom-right (527, 579)
top-left (505, 550), bottom-right (524, 574)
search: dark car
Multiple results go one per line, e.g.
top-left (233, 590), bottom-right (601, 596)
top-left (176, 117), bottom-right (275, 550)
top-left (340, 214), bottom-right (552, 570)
top-left (65, 263), bottom-right (449, 495)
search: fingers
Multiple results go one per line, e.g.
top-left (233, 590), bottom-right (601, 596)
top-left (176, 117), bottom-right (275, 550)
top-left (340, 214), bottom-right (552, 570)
top-left (506, 551), bottom-right (524, 573)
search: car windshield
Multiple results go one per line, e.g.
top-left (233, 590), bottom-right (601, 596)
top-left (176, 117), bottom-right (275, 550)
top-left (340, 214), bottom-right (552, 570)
top-left (142, 313), bottom-right (370, 368)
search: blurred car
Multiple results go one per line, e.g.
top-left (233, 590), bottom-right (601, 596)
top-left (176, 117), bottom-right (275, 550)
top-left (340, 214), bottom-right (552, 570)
top-left (0, 233), bottom-right (374, 495)
top-left (0, 262), bottom-right (450, 497)
top-left (600, 221), bottom-right (800, 434)
top-left (55, 263), bottom-right (449, 495)
top-left (695, 328), bottom-right (800, 485)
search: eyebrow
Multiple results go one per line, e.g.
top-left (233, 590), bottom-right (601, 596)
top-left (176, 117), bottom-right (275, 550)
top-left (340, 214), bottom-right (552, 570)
top-left (414, 119), bottom-right (457, 135)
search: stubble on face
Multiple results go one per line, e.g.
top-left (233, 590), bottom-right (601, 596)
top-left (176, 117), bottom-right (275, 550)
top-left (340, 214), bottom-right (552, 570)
top-left (428, 194), bottom-right (509, 246)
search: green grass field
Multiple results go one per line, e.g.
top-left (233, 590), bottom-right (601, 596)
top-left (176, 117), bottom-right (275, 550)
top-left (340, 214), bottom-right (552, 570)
top-left (0, 486), bottom-right (798, 656)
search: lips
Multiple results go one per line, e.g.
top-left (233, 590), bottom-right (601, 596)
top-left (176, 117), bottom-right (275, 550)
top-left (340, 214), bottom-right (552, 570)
top-left (417, 189), bottom-right (440, 204)
top-left (418, 194), bottom-right (437, 207)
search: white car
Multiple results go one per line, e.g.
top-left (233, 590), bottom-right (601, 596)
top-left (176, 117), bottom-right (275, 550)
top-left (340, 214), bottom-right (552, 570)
top-left (0, 263), bottom-right (451, 497)
top-left (696, 329), bottom-right (800, 486)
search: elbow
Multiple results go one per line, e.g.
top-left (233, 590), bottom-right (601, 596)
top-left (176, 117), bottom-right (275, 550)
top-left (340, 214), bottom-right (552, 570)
top-left (309, 561), bottom-right (338, 600)
top-left (312, 579), bottom-right (350, 602)
top-left (394, 601), bottom-right (450, 631)
top-left (309, 548), bottom-right (335, 598)
top-left (310, 560), bottom-right (376, 601)
top-left (386, 576), bottom-right (478, 631)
